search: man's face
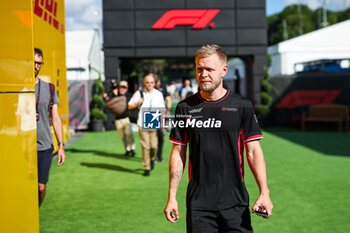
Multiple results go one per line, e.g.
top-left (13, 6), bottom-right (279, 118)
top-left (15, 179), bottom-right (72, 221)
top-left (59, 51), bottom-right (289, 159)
top-left (119, 85), bottom-right (127, 95)
top-left (143, 74), bottom-right (155, 92)
top-left (196, 54), bottom-right (228, 93)
top-left (34, 53), bottom-right (43, 77)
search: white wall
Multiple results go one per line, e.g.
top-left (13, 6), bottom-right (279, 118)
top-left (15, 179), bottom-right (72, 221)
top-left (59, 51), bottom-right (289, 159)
top-left (66, 30), bottom-right (105, 81)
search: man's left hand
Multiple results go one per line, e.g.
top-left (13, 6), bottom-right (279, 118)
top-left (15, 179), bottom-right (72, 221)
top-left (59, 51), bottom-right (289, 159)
top-left (57, 147), bottom-right (66, 166)
top-left (252, 193), bottom-right (273, 218)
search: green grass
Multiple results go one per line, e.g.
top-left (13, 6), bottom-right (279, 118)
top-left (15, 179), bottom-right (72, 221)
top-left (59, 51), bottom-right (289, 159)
top-left (40, 129), bottom-right (350, 233)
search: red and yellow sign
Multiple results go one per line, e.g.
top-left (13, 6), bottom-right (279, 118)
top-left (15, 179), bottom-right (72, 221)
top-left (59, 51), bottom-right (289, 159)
top-left (34, 0), bottom-right (64, 34)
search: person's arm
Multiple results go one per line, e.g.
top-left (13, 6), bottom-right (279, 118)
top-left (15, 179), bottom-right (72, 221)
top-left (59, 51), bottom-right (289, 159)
top-left (162, 85), bottom-right (172, 113)
top-left (128, 100), bottom-right (143, 110)
top-left (128, 91), bottom-right (143, 110)
top-left (246, 140), bottom-right (273, 218)
top-left (51, 104), bottom-right (65, 166)
top-left (165, 95), bottom-right (172, 113)
top-left (164, 143), bottom-right (187, 223)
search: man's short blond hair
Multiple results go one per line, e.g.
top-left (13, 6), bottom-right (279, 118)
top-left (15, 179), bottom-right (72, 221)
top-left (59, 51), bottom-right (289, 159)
top-left (195, 44), bottom-right (227, 64)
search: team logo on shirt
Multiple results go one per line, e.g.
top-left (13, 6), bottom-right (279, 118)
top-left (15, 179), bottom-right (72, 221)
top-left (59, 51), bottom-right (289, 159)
top-left (189, 107), bottom-right (203, 113)
top-left (143, 110), bottom-right (162, 129)
top-left (221, 107), bottom-right (237, 112)
top-left (254, 114), bottom-right (259, 124)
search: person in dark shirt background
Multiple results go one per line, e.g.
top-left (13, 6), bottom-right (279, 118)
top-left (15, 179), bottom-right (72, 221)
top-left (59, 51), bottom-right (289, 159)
top-left (155, 74), bottom-right (172, 162)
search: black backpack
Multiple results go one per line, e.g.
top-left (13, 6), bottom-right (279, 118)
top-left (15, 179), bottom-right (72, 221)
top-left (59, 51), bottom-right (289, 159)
top-left (128, 90), bottom-right (143, 123)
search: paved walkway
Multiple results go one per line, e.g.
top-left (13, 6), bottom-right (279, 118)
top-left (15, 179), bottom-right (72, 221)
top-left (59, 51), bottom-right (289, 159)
top-left (66, 130), bottom-right (86, 148)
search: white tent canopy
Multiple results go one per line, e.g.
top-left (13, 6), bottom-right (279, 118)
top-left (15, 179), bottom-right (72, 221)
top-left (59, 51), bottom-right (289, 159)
top-left (268, 19), bottom-right (350, 76)
top-left (66, 30), bottom-right (104, 80)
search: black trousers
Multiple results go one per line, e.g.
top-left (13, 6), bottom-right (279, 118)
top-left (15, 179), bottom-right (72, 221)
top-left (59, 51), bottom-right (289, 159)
top-left (157, 130), bottom-right (164, 161)
top-left (187, 206), bottom-right (253, 233)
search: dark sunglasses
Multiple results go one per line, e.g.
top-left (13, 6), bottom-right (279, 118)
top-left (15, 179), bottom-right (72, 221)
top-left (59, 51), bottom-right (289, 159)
top-left (35, 61), bottom-right (44, 66)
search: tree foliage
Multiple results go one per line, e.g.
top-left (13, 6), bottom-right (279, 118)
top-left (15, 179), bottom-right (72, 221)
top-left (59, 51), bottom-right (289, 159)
top-left (91, 77), bottom-right (107, 121)
top-left (268, 4), bottom-right (350, 45)
top-left (257, 55), bottom-right (272, 118)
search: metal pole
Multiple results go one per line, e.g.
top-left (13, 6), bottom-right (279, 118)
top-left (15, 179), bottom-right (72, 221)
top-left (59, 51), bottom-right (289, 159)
top-left (322, 0), bottom-right (328, 27)
top-left (283, 19), bottom-right (288, 40)
top-left (298, 2), bottom-right (303, 35)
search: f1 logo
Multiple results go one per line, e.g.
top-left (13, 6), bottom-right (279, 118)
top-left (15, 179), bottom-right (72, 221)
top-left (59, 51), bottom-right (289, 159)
top-left (152, 9), bottom-right (220, 30)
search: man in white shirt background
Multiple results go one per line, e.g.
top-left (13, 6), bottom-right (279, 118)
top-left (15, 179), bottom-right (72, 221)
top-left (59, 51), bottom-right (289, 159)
top-left (128, 73), bottom-right (165, 176)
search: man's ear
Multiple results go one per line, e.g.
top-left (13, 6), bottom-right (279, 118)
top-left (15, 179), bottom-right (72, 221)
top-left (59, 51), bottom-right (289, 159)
top-left (222, 64), bottom-right (228, 78)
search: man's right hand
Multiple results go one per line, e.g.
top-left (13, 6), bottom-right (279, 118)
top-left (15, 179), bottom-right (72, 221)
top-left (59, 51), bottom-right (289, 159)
top-left (164, 199), bottom-right (179, 223)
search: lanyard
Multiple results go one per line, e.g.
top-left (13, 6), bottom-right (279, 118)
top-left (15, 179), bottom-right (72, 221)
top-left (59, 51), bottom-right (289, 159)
top-left (36, 79), bottom-right (41, 113)
top-left (144, 91), bottom-right (153, 110)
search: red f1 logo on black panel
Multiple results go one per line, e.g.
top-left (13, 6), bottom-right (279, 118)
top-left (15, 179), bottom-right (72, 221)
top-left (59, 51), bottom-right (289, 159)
top-left (152, 9), bottom-right (220, 30)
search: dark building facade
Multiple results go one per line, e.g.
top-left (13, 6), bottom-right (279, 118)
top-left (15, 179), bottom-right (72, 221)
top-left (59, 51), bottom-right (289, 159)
top-left (103, 0), bottom-right (267, 104)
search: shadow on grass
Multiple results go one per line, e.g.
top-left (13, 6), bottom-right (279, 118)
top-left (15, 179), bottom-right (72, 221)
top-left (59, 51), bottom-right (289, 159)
top-left (66, 148), bottom-right (141, 162)
top-left (264, 127), bottom-right (350, 157)
top-left (80, 162), bottom-right (143, 175)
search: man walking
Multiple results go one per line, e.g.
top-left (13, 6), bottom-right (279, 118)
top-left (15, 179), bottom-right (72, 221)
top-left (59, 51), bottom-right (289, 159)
top-left (104, 80), bottom-right (135, 156)
top-left (35, 48), bottom-right (66, 206)
top-left (128, 73), bottom-right (165, 176)
top-left (164, 45), bottom-right (273, 232)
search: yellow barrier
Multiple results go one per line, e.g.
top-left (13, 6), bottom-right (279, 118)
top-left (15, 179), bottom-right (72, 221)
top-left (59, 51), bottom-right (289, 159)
top-left (0, 1), bottom-right (68, 232)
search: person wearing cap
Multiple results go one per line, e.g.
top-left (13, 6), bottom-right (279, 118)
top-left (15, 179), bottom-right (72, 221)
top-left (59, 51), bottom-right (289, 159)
top-left (104, 80), bottom-right (135, 156)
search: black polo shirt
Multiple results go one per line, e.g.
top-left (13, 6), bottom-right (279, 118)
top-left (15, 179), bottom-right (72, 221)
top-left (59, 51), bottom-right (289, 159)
top-left (169, 90), bottom-right (262, 210)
